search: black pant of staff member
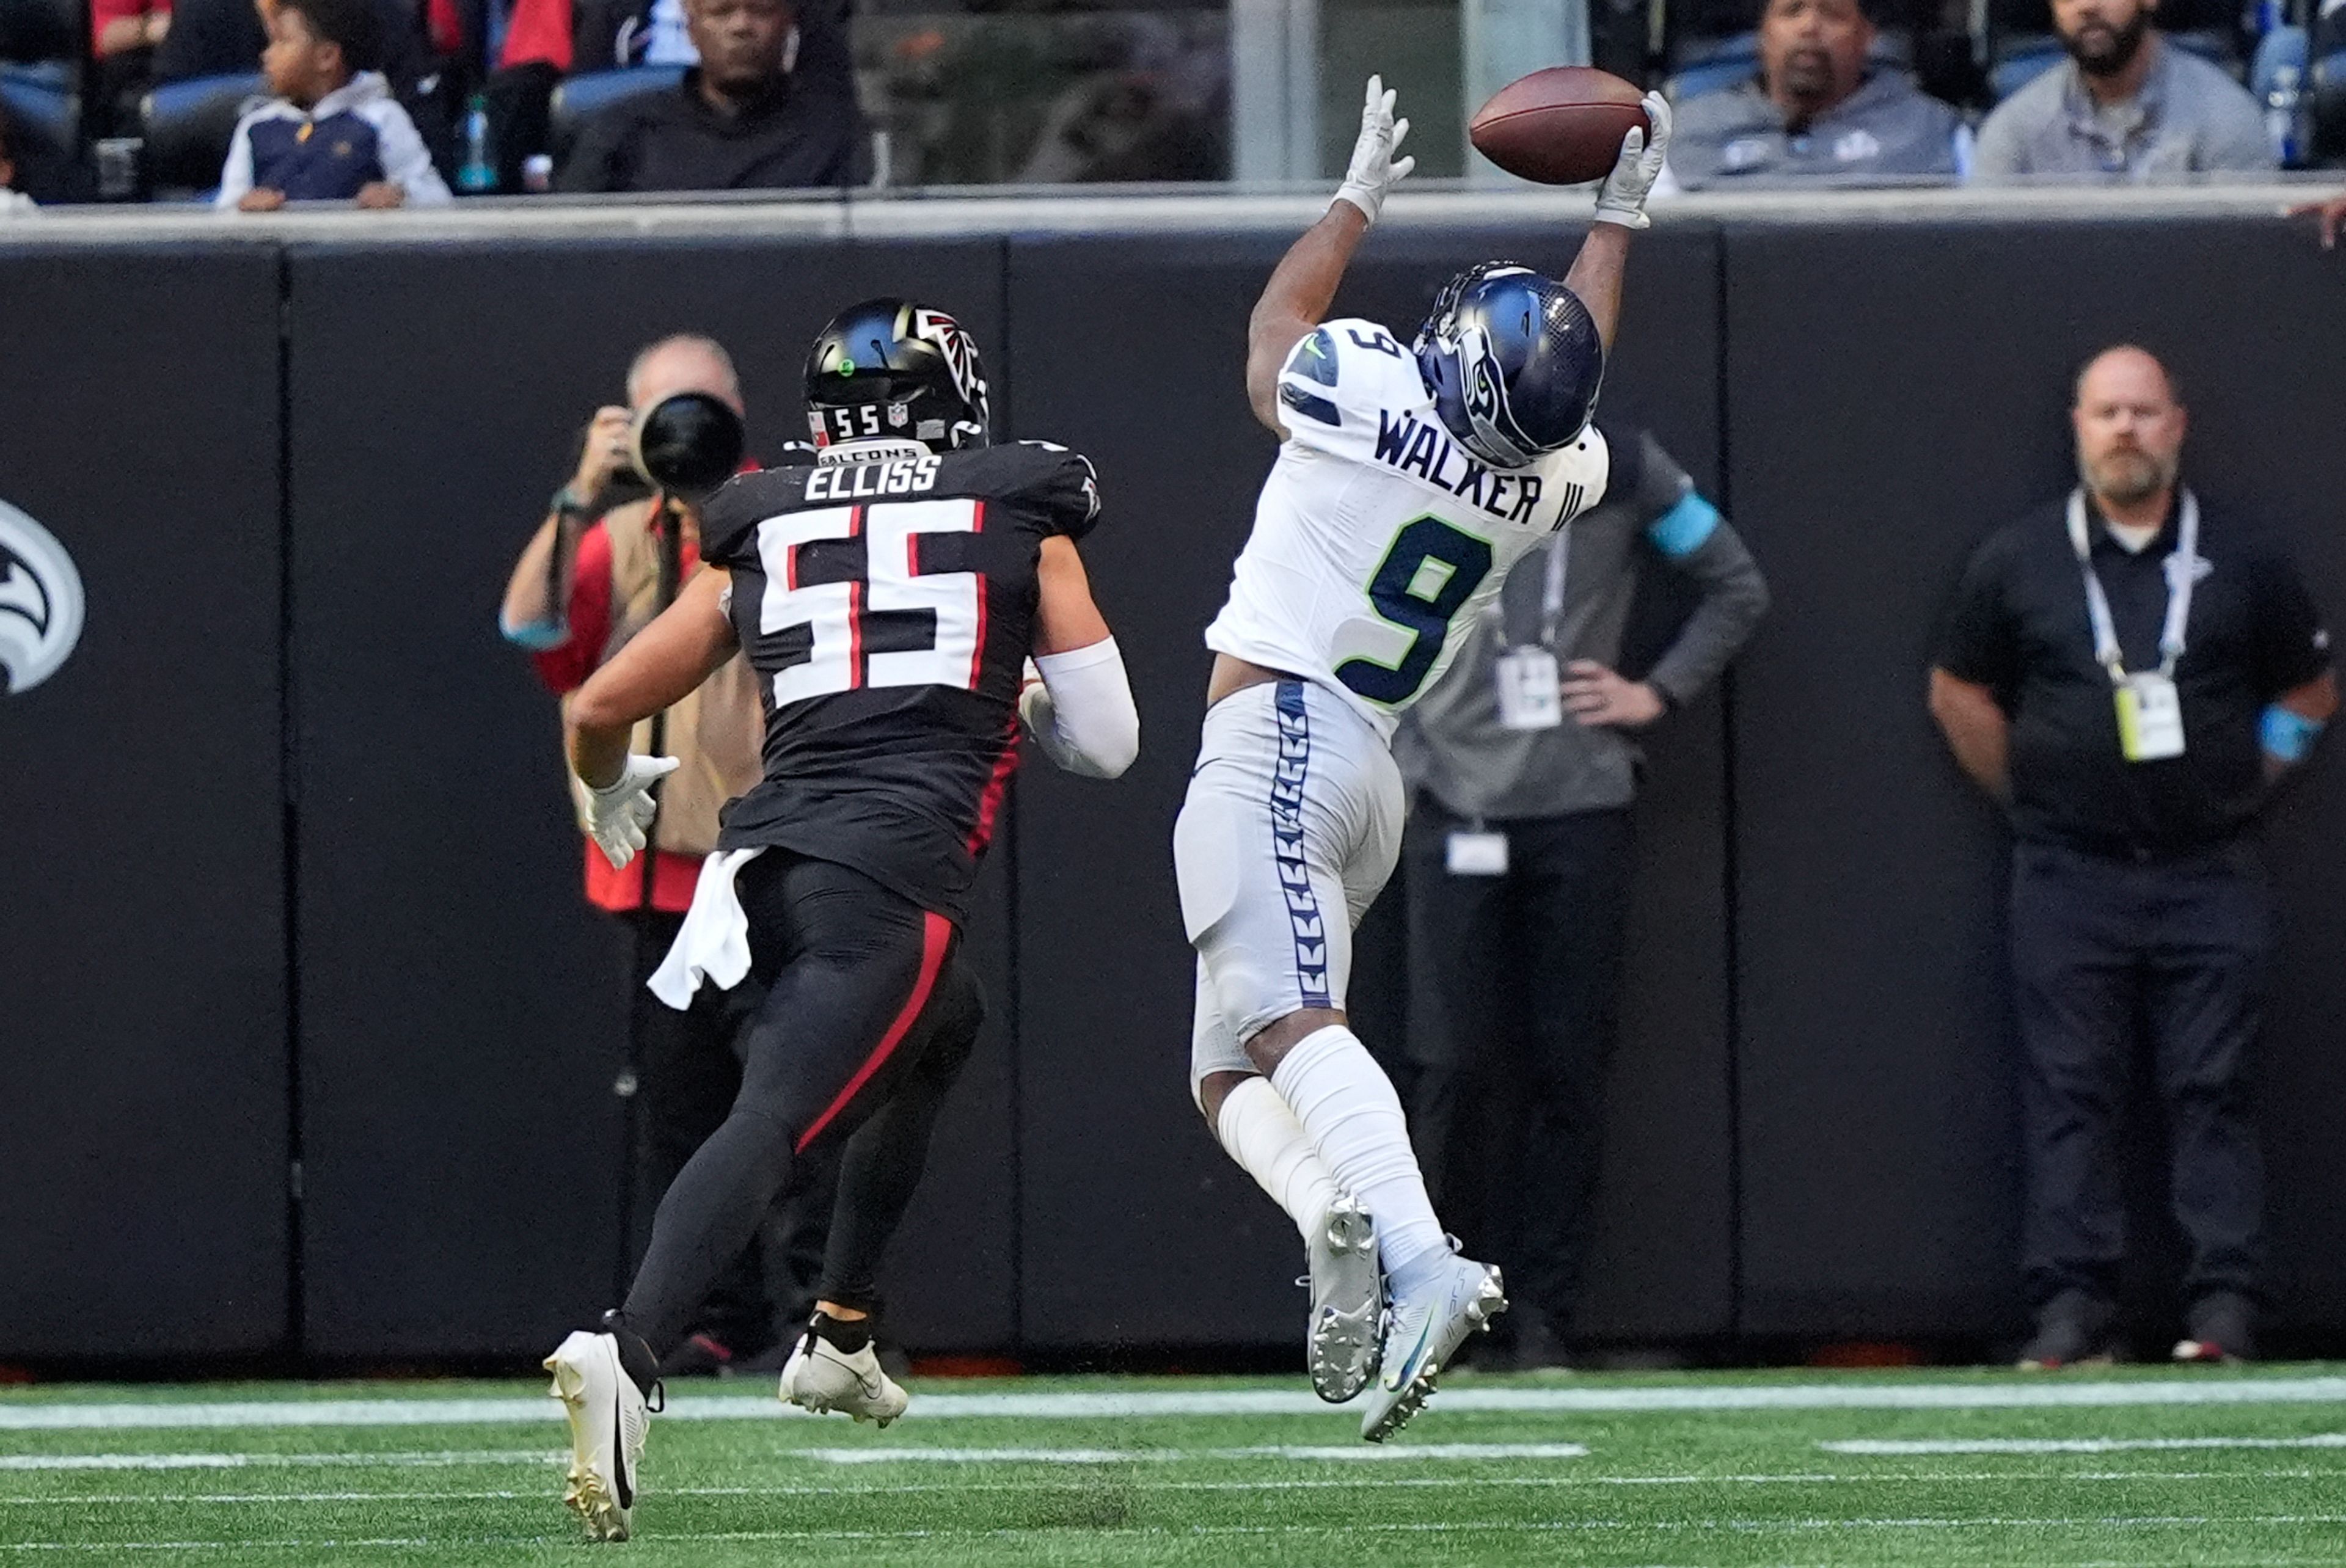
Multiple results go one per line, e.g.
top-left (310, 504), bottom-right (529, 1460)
top-left (1930, 345), bottom-right (2337, 1368)
top-left (1392, 427), bottom-right (1768, 1368)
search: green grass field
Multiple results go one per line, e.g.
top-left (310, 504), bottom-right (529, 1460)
top-left (6, 1366), bottom-right (2346, 1565)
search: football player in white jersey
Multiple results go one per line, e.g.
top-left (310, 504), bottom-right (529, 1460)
top-left (1174, 75), bottom-right (1672, 1440)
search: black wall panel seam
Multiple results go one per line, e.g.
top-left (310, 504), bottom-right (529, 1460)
top-left (276, 242), bottom-right (307, 1360)
top-left (1711, 223), bottom-right (1748, 1341)
top-left (995, 234), bottom-right (1026, 1354)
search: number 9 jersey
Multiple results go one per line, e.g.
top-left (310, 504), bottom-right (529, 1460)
top-left (699, 440), bottom-right (1103, 927)
top-left (1204, 319), bottom-right (1610, 736)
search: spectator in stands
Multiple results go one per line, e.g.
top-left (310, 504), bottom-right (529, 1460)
top-left (1971, 0), bottom-right (2270, 180)
top-left (500, 335), bottom-right (828, 1374)
top-left (0, 108), bottom-right (35, 215)
top-left (1662, 0), bottom-right (1967, 188)
top-left (481, 0), bottom-right (852, 192)
top-left (1392, 429), bottom-right (1767, 1369)
top-left (556, 0), bottom-right (863, 191)
top-left (217, 0), bottom-right (451, 208)
top-left (1930, 346), bottom-right (2336, 1367)
top-left (90, 0), bottom-right (171, 136)
top-left (161, 0), bottom-right (431, 93)
top-left (154, 0), bottom-right (261, 80)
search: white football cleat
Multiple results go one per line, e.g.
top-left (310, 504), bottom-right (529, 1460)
top-left (1305, 1193), bottom-right (1384, 1403)
top-left (544, 1330), bottom-right (652, 1541)
top-left (1359, 1252), bottom-right (1505, 1442)
top-left (780, 1332), bottom-right (909, 1426)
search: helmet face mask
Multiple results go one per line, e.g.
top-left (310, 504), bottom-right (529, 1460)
top-left (805, 299), bottom-right (991, 455)
top-left (1413, 262), bottom-right (1604, 471)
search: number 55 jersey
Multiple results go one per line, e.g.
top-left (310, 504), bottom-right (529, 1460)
top-left (1205, 319), bottom-right (1610, 736)
top-left (699, 440), bottom-right (1102, 925)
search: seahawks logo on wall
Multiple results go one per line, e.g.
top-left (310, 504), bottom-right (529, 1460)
top-left (0, 498), bottom-right (85, 695)
top-left (908, 306), bottom-right (990, 429)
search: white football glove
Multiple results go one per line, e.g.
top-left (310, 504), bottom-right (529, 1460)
top-left (1332, 74), bottom-right (1416, 226)
top-left (582, 754), bottom-right (681, 870)
top-left (1593, 90), bottom-right (1672, 230)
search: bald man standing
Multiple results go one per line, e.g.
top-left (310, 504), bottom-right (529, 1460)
top-left (1930, 347), bottom-right (2337, 1369)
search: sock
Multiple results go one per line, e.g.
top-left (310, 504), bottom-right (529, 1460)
top-left (599, 1310), bottom-right (662, 1396)
top-left (1213, 1074), bottom-right (1340, 1244)
top-left (810, 1310), bottom-right (872, 1355)
top-left (1269, 1025), bottom-right (1447, 1277)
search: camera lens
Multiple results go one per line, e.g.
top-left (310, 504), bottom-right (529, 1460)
top-left (632, 393), bottom-right (747, 497)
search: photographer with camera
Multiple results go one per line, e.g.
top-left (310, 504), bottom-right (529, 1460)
top-left (502, 332), bottom-right (828, 1377)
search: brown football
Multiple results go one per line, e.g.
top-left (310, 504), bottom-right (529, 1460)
top-left (1468, 67), bottom-right (1649, 186)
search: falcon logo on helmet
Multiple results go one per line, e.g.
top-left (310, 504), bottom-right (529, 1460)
top-left (805, 298), bottom-right (992, 456)
top-left (1412, 261), bottom-right (1605, 471)
top-left (908, 307), bottom-right (988, 426)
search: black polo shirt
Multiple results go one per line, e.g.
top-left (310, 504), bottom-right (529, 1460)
top-left (1935, 494), bottom-right (2331, 858)
top-left (557, 69), bottom-right (864, 194)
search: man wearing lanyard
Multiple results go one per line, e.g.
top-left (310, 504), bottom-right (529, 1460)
top-left (1931, 346), bottom-right (2337, 1368)
top-left (1392, 425), bottom-right (1769, 1369)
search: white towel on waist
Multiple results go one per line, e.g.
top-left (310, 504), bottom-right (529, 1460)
top-left (648, 846), bottom-right (767, 1010)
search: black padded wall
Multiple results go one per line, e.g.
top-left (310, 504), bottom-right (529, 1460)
top-left (4, 211), bottom-right (2342, 1362)
top-left (0, 246), bottom-right (290, 1357)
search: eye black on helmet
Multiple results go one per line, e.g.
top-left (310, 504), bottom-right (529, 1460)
top-left (804, 298), bottom-right (990, 454)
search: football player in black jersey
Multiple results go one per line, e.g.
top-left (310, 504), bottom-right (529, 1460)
top-left (541, 300), bottom-right (1138, 1542)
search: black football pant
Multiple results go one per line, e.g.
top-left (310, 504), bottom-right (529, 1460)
top-left (629, 911), bottom-right (840, 1352)
top-left (1401, 801), bottom-right (1634, 1333)
top-left (620, 852), bottom-right (978, 1357)
top-left (2011, 840), bottom-right (2270, 1312)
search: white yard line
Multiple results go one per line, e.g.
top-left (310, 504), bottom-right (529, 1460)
top-left (4, 1377), bottom-right (2343, 1431)
top-left (1827, 1435), bottom-right (2346, 1454)
top-left (787, 1441), bottom-right (1590, 1464)
top-left (0, 1451), bottom-right (558, 1471)
top-left (4, 1468), bottom-right (2342, 1506)
top-left (9, 1514), bottom-right (2346, 1551)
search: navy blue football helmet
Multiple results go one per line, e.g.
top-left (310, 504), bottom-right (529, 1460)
top-left (805, 298), bottom-right (991, 454)
top-left (1412, 262), bottom-right (1604, 470)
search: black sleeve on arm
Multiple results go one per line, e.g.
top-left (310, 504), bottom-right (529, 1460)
top-left (697, 473), bottom-right (765, 565)
top-left (1628, 431), bottom-right (1697, 523)
top-left (554, 111), bottom-right (627, 193)
top-left (1643, 516), bottom-right (1770, 706)
top-left (1934, 530), bottom-right (2019, 692)
top-left (2248, 545), bottom-right (2334, 697)
top-left (1592, 420), bottom-right (1647, 511)
top-left (1016, 443), bottom-right (1103, 540)
top-left (806, 99), bottom-right (869, 186)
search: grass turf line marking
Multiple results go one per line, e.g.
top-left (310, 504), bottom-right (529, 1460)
top-left (789, 1441), bottom-right (1590, 1464)
top-left (12, 1516), bottom-right (2346, 1552)
top-left (1827, 1435), bottom-right (2346, 1454)
top-left (0, 1450), bottom-right (558, 1471)
top-left (10, 1468), bottom-right (2345, 1506)
top-left (7, 1376), bottom-right (2345, 1429)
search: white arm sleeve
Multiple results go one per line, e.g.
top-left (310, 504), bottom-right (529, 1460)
top-left (1020, 636), bottom-right (1139, 779)
top-left (370, 102), bottom-right (453, 203)
top-left (214, 117), bottom-right (257, 207)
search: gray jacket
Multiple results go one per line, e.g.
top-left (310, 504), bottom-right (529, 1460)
top-left (1395, 431), bottom-right (1770, 822)
top-left (1666, 70), bottom-right (1965, 188)
top-left (1971, 40), bottom-right (2272, 181)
